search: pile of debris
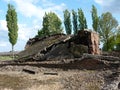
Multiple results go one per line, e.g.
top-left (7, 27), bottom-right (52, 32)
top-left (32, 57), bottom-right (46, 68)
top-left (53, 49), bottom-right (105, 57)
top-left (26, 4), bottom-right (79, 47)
top-left (17, 30), bottom-right (120, 72)
top-left (18, 30), bottom-right (100, 61)
top-left (17, 30), bottom-right (120, 70)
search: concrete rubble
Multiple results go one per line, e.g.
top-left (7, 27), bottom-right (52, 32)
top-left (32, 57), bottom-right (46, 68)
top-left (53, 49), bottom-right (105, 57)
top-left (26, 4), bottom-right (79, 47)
top-left (18, 30), bottom-right (100, 61)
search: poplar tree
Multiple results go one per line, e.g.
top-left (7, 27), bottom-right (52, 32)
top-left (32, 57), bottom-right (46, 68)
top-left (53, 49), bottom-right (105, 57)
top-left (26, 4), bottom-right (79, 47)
top-left (6, 4), bottom-right (18, 59)
top-left (42, 12), bottom-right (49, 36)
top-left (91, 5), bottom-right (99, 32)
top-left (72, 10), bottom-right (78, 35)
top-left (78, 8), bottom-right (87, 30)
top-left (63, 9), bottom-right (72, 34)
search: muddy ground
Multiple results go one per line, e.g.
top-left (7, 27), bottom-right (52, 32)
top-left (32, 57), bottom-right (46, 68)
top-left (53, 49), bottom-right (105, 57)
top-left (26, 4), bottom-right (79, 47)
top-left (0, 65), bottom-right (104, 90)
top-left (0, 55), bottom-right (120, 90)
top-left (0, 64), bottom-right (119, 90)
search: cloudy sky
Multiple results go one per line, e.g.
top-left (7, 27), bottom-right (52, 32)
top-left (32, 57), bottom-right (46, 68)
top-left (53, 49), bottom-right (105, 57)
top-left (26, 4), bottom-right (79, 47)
top-left (0, 0), bottom-right (120, 52)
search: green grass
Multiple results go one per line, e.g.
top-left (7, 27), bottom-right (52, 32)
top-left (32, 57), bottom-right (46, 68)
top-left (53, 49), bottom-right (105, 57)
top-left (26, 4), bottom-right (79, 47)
top-left (0, 56), bottom-right (13, 60)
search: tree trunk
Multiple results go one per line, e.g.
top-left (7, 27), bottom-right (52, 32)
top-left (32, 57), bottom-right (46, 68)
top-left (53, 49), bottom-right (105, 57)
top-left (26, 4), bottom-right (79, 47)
top-left (12, 45), bottom-right (14, 60)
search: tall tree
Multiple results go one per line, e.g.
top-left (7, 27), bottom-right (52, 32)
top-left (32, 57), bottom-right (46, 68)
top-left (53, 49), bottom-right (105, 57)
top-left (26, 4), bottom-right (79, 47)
top-left (72, 10), bottom-right (78, 35)
top-left (102, 36), bottom-right (116, 51)
top-left (63, 9), bottom-right (72, 34)
top-left (98, 12), bottom-right (118, 51)
top-left (42, 12), bottom-right (49, 36)
top-left (37, 12), bottom-right (63, 37)
top-left (91, 5), bottom-right (99, 32)
top-left (6, 4), bottom-right (18, 59)
top-left (47, 12), bottom-right (63, 34)
top-left (78, 8), bottom-right (87, 30)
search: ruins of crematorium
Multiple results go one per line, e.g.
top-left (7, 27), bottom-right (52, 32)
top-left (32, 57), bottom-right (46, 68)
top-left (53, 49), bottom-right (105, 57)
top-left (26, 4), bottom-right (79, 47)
top-left (18, 29), bottom-right (100, 61)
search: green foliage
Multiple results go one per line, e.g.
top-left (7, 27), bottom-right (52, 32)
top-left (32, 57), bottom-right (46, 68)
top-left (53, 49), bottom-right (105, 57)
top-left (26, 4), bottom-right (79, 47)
top-left (37, 12), bottom-right (63, 37)
top-left (78, 8), bottom-right (87, 30)
top-left (42, 13), bottom-right (49, 36)
top-left (6, 4), bottom-right (18, 46)
top-left (91, 5), bottom-right (99, 32)
top-left (0, 56), bottom-right (13, 60)
top-left (116, 35), bottom-right (120, 44)
top-left (98, 12), bottom-right (118, 51)
top-left (115, 28), bottom-right (120, 50)
top-left (63, 9), bottom-right (72, 34)
top-left (72, 10), bottom-right (78, 35)
top-left (47, 12), bottom-right (63, 34)
top-left (116, 27), bottom-right (120, 44)
top-left (102, 36), bottom-right (116, 51)
top-left (6, 4), bottom-right (18, 59)
top-left (115, 43), bottom-right (120, 51)
top-left (36, 29), bottom-right (45, 38)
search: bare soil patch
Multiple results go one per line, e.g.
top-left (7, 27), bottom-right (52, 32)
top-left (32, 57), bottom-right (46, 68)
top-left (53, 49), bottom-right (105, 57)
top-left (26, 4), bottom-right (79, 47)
top-left (0, 65), bottom-right (106, 90)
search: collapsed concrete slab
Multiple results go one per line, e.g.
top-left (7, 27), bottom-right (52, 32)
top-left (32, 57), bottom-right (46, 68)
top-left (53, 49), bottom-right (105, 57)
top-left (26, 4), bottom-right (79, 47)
top-left (18, 30), bottom-right (100, 61)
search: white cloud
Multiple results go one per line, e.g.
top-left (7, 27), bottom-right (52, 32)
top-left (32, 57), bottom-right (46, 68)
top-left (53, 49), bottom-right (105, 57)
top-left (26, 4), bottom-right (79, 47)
top-left (11, 0), bottom-right (66, 20)
top-left (0, 20), bottom-right (37, 41)
top-left (4, 0), bottom-right (10, 3)
top-left (94, 0), bottom-right (104, 4)
top-left (41, 0), bottom-right (55, 7)
top-left (45, 3), bottom-right (66, 13)
top-left (94, 0), bottom-right (120, 13)
top-left (0, 20), bottom-right (7, 31)
top-left (12, 0), bottom-right (43, 19)
top-left (18, 24), bottom-right (37, 41)
top-left (0, 41), bottom-right (9, 47)
top-left (0, 41), bottom-right (11, 52)
top-left (3, 0), bottom-right (66, 20)
top-left (94, 0), bottom-right (114, 6)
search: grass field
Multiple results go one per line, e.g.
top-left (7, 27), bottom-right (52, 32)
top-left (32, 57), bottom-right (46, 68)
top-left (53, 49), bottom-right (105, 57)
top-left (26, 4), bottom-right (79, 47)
top-left (0, 56), bottom-right (13, 60)
top-left (0, 52), bottom-right (19, 61)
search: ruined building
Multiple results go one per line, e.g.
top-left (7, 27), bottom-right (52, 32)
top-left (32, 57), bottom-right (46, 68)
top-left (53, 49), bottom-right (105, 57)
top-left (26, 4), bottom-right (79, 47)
top-left (18, 29), bottom-right (100, 61)
top-left (76, 30), bottom-right (100, 55)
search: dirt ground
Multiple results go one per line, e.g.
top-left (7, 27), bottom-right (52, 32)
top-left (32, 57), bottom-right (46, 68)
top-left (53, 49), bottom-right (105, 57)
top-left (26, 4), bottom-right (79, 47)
top-left (0, 65), bottom-right (105, 90)
top-left (0, 55), bottom-right (119, 90)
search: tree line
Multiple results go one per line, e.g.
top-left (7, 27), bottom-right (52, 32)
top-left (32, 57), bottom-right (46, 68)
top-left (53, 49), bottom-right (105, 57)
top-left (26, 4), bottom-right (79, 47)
top-left (63, 9), bottom-right (88, 35)
top-left (36, 5), bottom-right (119, 51)
top-left (5, 4), bottom-right (120, 59)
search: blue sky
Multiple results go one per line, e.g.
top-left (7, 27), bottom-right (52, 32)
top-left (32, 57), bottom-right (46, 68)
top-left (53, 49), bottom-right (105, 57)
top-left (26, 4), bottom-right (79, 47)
top-left (0, 0), bottom-right (120, 52)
